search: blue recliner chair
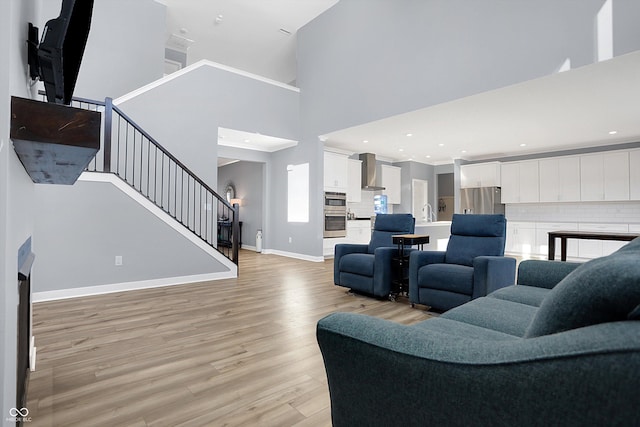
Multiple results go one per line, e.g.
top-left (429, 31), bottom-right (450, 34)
top-left (409, 214), bottom-right (515, 311)
top-left (334, 214), bottom-right (415, 298)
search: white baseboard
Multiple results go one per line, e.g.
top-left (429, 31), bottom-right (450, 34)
top-left (261, 249), bottom-right (324, 263)
top-left (32, 270), bottom-right (236, 302)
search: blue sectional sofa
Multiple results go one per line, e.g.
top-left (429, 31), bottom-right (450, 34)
top-left (317, 238), bottom-right (640, 427)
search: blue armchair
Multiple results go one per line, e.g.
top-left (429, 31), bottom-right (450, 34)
top-left (334, 214), bottom-right (415, 298)
top-left (409, 214), bottom-right (515, 311)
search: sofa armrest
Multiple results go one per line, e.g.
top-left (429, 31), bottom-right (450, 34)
top-left (317, 312), bottom-right (640, 427)
top-left (371, 247), bottom-right (416, 297)
top-left (472, 256), bottom-right (517, 299)
top-left (334, 243), bottom-right (369, 285)
top-left (517, 259), bottom-right (582, 289)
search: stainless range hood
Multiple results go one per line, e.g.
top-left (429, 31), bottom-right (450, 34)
top-left (359, 153), bottom-right (385, 191)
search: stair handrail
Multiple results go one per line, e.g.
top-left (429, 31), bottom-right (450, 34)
top-left (50, 92), bottom-right (240, 265)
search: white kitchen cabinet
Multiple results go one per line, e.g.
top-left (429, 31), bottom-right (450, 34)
top-left (505, 221), bottom-right (536, 256)
top-left (577, 223), bottom-right (629, 259)
top-left (501, 161), bottom-right (539, 203)
top-left (323, 237), bottom-right (348, 257)
top-left (538, 156), bottom-right (581, 202)
top-left (380, 164), bottom-right (402, 204)
top-left (500, 163), bottom-right (519, 203)
top-left (346, 159), bottom-right (362, 202)
top-left (630, 149), bottom-right (640, 200)
top-left (460, 162), bottom-right (501, 188)
top-left (580, 151), bottom-right (629, 201)
top-left (629, 224), bottom-right (640, 233)
top-left (324, 152), bottom-right (348, 192)
top-left (536, 222), bottom-right (579, 259)
top-left (347, 220), bottom-right (371, 244)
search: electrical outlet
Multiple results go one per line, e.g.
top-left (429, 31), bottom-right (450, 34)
top-left (288, 237), bottom-right (292, 243)
top-left (115, 255), bottom-right (123, 266)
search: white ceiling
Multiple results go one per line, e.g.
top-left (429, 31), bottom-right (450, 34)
top-left (323, 50), bottom-right (640, 165)
top-left (218, 126), bottom-right (297, 152)
top-left (160, 0), bottom-right (339, 84)
top-left (159, 1), bottom-right (640, 165)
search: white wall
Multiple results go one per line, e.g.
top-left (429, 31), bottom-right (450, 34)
top-left (294, 0), bottom-right (640, 257)
top-left (37, 0), bottom-right (166, 101)
top-left (116, 63), bottom-right (300, 191)
top-left (32, 179), bottom-right (231, 295)
top-left (218, 161), bottom-right (265, 249)
top-left (1, 0), bottom-right (38, 420)
top-left (297, 0), bottom-right (622, 137)
top-left (116, 63), bottom-right (302, 255)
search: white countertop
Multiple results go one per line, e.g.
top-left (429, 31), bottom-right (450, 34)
top-left (415, 221), bottom-right (452, 227)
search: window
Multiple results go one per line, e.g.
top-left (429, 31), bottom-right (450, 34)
top-left (287, 163), bottom-right (309, 222)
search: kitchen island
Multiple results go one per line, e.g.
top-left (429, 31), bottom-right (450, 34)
top-left (414, 221), bottom-right (451, 251)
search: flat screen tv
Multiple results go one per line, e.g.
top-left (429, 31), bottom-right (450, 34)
top-left (28, 0), bottom-right (94, 105)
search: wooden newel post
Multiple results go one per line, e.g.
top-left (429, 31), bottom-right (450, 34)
top-left (103, 97), bottom-right (113, 172)
top-left (232, 204), bottom-right (240, 265)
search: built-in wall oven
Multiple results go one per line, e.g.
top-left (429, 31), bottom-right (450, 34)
top-left (324, 191), bottom-right (347, 238)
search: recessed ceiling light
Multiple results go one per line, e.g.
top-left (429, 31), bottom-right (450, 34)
top-left (438, 143), bottom-right (444, 147)
top-left (399, 148), bottom-right (404, 152)
top-left (520, 143), bottom-right (527, 147)
top-left (363, 140), bottom-right (368, 143)
top-left (244, 139), bottom-right (250, 143)
top-left (609, 130), bottom-right (618, 135)
top-left (461, 150), bottom-right (467, 153)
top-left (425, 155), bottom-right (431, 158)
top-left (406, 133), bottom-right (413, 137)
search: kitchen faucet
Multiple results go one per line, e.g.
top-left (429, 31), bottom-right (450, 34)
top-left (422, 203), bottom-right (435, 222)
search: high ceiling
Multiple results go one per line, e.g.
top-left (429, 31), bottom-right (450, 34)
top-left (160, 0), bottom-right (339, 84)
top-left (159, 1), bottom-right (640, 165)
top-left (323, 50), bottom-right (640, 165)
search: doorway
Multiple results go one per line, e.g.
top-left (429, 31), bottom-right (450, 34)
top-left (412, 179), bottom-right (430, 222)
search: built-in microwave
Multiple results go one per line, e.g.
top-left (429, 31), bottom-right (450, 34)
top-left (324, 191), bottom-right (347, 208)
top-left (323, 192), bottom-right (347, 238)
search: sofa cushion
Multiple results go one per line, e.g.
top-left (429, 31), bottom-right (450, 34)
top-left (417, 263), bottom-right (474, 294)
top-left (488, 285), bottom-right (550, 307)
top-left (411, 317), bottom-right (519, 341)
top-left (441, 297), bottom-right (537, 337)
top-left (516, 259), bottom-right (582, 289)
top-left (339, 253), bottom-right (375, 276)
top-left (525, 237), bottom-right (640, 338)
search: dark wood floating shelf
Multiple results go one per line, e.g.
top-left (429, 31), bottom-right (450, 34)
top-left (10, 96), bottom-right (101, 184)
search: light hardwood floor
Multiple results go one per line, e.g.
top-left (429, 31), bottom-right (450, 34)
top-left (27, 250), bottom-right (433, 426)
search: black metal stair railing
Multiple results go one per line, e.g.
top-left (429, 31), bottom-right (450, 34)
top-left (62, 95), bottom-right (239, 265)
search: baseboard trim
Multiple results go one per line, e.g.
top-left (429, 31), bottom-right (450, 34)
top-left (261, 249), bottom-right (324, 263)
top-left (32, 271), bottom-right (236, 303)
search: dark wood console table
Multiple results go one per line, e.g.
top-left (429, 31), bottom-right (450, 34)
top-left (548, 230), bottom-right (639, 261)
top-left (218, 221), bottom-right (242, 248)
top-left (390, 234), bottom-right (430, 300)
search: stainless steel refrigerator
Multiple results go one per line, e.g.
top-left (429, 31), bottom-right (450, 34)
top-left (460, 187), bottom-right (505, 215)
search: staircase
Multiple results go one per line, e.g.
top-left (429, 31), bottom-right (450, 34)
top-left (66, 94), bottom-right (240, 265)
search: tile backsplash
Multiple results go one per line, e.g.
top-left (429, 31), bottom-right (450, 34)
top-left (347, 191), bottom-right (395, 218)
top-left (506, 201), bottom-right (640, 224)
